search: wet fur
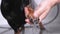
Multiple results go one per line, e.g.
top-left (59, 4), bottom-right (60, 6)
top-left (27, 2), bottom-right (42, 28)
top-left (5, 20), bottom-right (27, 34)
top-left (1, 0), bottom-right (29, 32)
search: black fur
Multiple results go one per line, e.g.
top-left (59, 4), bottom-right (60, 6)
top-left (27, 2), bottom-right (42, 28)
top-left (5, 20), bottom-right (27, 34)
top-left (1, 0), bottom-right (29, 32)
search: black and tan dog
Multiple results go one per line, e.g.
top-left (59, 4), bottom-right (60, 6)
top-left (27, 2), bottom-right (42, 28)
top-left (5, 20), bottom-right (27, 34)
top-left (1, 0), bottom-right (45, 34)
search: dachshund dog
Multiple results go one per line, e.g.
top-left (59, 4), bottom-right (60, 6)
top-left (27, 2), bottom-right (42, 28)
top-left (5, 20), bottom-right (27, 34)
top-left (1, 0), bottom-right (29, 34)
top-left (1, 0), bottom-right (45, 34)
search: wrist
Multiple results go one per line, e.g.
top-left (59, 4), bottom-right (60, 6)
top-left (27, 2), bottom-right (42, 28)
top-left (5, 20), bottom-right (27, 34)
top-left (49, 0), bottom-right (58, 8)
top-left (57, 0), bottom-right (60, 3)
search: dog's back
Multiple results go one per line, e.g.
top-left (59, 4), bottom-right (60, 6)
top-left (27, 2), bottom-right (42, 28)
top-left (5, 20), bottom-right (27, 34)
top-left (1, 0), bottom-right (29, 32)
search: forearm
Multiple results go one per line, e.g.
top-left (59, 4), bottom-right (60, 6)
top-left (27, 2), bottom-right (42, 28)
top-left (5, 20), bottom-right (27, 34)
top-left (57, 0), bottom-right (60, 3)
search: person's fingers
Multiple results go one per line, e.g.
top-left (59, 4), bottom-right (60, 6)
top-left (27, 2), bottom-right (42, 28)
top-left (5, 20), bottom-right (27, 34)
top-left (33, 0), bottom-right (52, 18)
top-left (39, 7), bottom-right (51, 21)
top-left (34, 7), bottom-right (46, 18)
top-left (34, 2), bottom-right (47, 18)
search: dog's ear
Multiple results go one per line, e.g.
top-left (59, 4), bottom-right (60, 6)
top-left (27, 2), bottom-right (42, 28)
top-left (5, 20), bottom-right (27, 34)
top-left (24, 5), bottom-right (35, 19)
top-left (24, 7), bottom-right (30, 18)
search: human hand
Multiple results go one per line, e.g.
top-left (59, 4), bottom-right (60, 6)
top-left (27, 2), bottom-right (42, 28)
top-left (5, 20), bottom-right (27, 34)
top-left (34, 0), bottom-right (58, 18)
top-left (24, 0), bottom-right (58, 23)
